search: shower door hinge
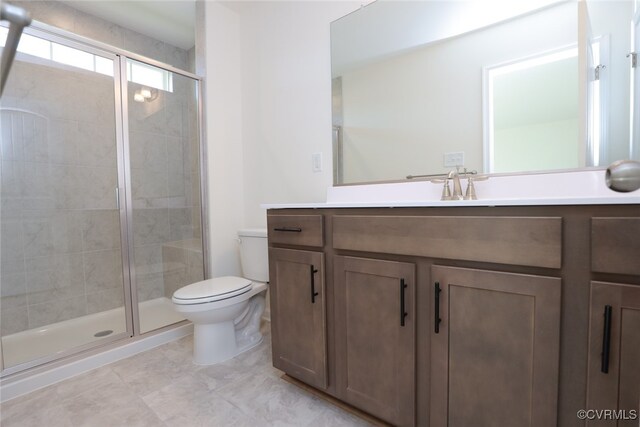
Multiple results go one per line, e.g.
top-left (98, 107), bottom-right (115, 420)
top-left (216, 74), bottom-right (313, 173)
top-left (628, 52), bottom-right (638, 68)
top-left (594, 64), bottom-right (606, 81)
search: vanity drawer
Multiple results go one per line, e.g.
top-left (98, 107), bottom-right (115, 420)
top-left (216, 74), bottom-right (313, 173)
top-left (592, 217), bottom-right (640, 275)
top-left (333, 215), bottom-right (562, 268)
top-left (268, 215), bottom-right (324, 248)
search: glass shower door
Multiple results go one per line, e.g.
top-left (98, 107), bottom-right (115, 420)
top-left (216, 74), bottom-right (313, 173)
top-left (0, 29), bottom-right (131, 370)
top-left (124, 59), bottom-right (204, 334)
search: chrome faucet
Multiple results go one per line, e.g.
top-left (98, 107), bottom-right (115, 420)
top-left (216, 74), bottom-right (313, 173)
top-left (431, 168), bottom-right (484, 201)
top-left (447, 168), bottom-right (464, 200)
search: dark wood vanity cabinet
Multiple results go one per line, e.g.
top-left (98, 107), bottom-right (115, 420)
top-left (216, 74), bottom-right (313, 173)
top-left (586, 217), bottom-right (640, 424)
top-left (586, 282), bottom-right (640, 425)
top-left (266, 206), bottom-right (640, 427)
top-left (269, 247), bottom-right (327, 390)
top-left (430, 266), bottom-right (561, 427)
top-left (268, 214), bottom-right (327, 389)
top-left (333, 256), bottom-right (416, 427)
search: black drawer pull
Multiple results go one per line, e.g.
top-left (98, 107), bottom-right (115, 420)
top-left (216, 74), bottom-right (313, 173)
top-left (400, 279), bottom-right (408, 327)
top-left (310, 265), bottom-right (319, 303)
top-left (273, 227), bottom-right (302, 233)
top-left (434, 282), bottom-right (442, 334)
top-left (601, 305), bottom-right (613, 374)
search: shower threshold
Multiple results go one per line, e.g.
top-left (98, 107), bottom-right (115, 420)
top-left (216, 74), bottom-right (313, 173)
top-left (2, 297), bottom-right (184, 369)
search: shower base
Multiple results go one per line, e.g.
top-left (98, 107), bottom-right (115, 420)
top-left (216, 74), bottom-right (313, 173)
top-left (2, 297), bottom-right (184, 369)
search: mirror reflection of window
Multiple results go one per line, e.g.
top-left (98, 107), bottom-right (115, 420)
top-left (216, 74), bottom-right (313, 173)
top-left (587, 0), bottom-right (633, 165)
top-left (484, 47), bottom-right (579, 174)
top-left (588, 36), bottom-right (610, 167)
top-left (632, 2), bottom-right (640, 160)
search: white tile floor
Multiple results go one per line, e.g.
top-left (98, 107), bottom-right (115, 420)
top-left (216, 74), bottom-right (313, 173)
top-left (0, 323), bottom-right (372, 427)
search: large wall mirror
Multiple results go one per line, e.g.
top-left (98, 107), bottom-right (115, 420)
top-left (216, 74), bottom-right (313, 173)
top-left (331, 0), bottom-right (640, 185)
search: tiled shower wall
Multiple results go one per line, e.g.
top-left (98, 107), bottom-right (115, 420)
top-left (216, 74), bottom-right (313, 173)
top-left (129, 75), bottom-right (203, 304)
top-left (1, 61), bottom-right (123, 335)
top-left (0, 0), bottom-right (201, 336)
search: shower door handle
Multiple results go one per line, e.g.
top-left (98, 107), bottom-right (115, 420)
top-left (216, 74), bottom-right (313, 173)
top-left (115, 187), bottom-right (120, 209)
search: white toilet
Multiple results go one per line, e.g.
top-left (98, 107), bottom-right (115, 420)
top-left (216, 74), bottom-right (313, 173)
top-left (172, 229), bottom-right (268, 365)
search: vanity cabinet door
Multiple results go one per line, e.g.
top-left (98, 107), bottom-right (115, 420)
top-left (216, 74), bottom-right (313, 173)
top-left (334, 256), bottom-right (416, 427)
top-left (269, 248), bottom-right (327, 389)
top-left (430, 266), bottom-right (561, 427)
top-left (586, 281), bottom-right (640, 426)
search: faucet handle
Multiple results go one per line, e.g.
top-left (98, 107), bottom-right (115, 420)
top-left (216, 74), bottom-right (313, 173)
top-left (464, 177), bottom-right (477, 200)
top-left (441, 179), bottom-right (452, 200)
top-left (463, 175), bottom-right (489, 200)
top-left (429, 177), bottom-right (452, 200)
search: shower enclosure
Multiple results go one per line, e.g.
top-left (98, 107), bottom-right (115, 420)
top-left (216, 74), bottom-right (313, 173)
top-left (0, 23), bottom-right (205, 374)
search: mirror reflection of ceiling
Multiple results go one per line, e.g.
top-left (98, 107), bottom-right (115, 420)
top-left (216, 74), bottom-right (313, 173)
top-left (64, 1), bottom-right (196, 50)
top-left (331, 0), bottom-right (562, 78)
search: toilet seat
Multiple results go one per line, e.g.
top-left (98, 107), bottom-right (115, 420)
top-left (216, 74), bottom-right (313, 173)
top-left (172, 276), bottom-right (253, 305)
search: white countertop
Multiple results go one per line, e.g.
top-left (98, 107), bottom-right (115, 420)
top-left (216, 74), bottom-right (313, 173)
top-left (262, 197), bottom-right (640, 209)
top-left (262, 170), bottom-right (640, 209)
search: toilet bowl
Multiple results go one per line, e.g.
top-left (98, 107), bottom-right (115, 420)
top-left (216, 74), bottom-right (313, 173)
top-left (172, 229), bottom-right (268, 365)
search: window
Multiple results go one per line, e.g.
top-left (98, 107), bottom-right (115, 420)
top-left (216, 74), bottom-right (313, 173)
top-left (127, 60), bottom-right (173, 93)
top-left (0, 27), bottom-right (173, 92)
top-left (0, 27), bottom-right (114, 77)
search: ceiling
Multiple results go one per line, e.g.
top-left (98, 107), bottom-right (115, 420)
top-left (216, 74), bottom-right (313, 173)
top-left (65, 0), bottom-right (196, 50)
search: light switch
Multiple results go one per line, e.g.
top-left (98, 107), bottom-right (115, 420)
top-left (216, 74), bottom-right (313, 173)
top-left (312, 152), bottom-right (322, 172)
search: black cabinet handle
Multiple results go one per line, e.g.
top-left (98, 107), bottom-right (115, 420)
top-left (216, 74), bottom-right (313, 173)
top-left (273, 227), bottom-right (302, 232)
top-left (310, 265), bottom-right (319, 303)
top-left (434, 282), bottom-right (442, 334)
top-left (400, 279), bottom-right (408, 327)
top-left (601, 305), bottom-right (613, 374)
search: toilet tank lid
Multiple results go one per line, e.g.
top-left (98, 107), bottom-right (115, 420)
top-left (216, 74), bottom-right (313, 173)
top-left (238, 228), bottom-right (267, 238)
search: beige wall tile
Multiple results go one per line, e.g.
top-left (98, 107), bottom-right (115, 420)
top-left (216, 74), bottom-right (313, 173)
top-left (83, 249), bottom-right (123, 293)
top-left (132, 209), bottom-right (170, 246)
top-left (25, 253), bottom-right (84, 305)
top-left (86, 287), bottom-right (124, 315)
top-left (82, 210), bottom-right (121, 252)
top-left (28, 296), bottom-right (87, 329)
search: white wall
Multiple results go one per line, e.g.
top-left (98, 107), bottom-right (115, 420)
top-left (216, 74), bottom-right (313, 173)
top-left (237, 1), bottom-right (360, 227)
top-left (203, 1), bottom-right (244, 277)
top-left (202, 1), bottom-right (358, 274)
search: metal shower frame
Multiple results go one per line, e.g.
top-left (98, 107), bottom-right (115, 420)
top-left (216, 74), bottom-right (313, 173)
top-left (0, 19), bottom-right (209, 378)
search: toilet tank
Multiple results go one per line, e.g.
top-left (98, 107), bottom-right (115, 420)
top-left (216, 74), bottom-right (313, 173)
top-left (238, 228), bottom-right (269, 282)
